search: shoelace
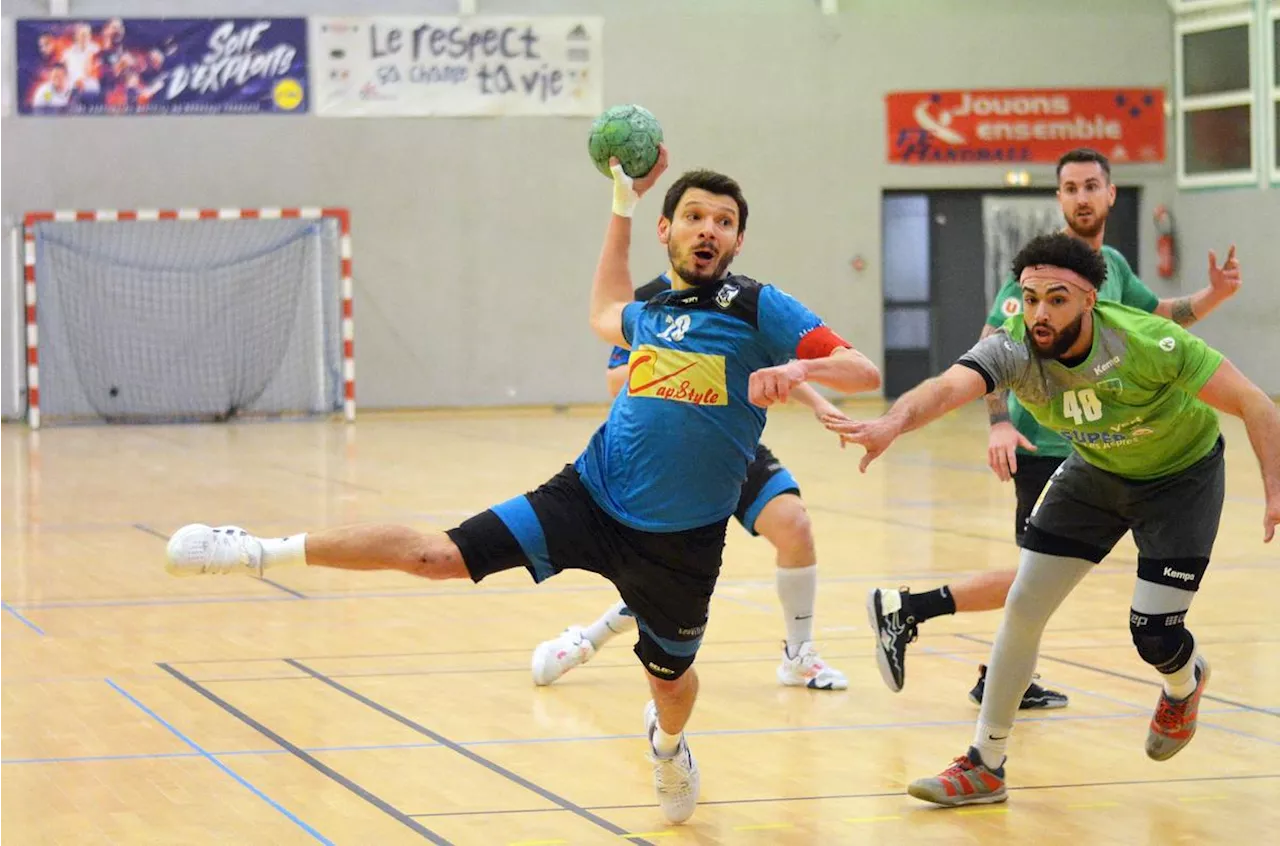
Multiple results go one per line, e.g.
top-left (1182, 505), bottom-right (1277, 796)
top-left (940, 755), bottom-right (979, 778)
top-left (1153, 694), bottom-right (1190, 732)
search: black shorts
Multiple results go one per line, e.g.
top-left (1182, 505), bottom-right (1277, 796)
top-left (733, 443), bottom-right (801, 536)
top-left (446, 465), bottom-right (727, 679)
top-left (1012, 454), bottom-right (1067, 547)
top-left (1024, 437), bottom-right (1225, 584)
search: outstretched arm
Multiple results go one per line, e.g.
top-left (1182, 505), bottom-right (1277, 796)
top-left (589, 147), bottom-right (669, 345)
top-left (1154, 245), bottom-right (1241, 327)
top-left (822, 364), bottom-right (988, 472)
top-left (1196, 359), bottom-right (1280, 541)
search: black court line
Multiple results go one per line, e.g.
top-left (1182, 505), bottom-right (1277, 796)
top-left (258, 577), bottom-right (308, 600)
top-left (132, 523), bottom-right (169, 541)
top-left (284, 658), bottom-right (651, 846)
top-left (955, 633), bottom-right (1279, 717)
top-left (156, 663), bottom-right (452, 845)
top-left (406, 771), bottom-right (1280, 817)
top-left (133, 523), bottom-right (306, 600)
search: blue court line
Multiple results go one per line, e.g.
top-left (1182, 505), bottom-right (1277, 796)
top-left (1, 601), bottom-right (46, 635)
top-left (285, 658), bottom-right (650, 846)
top-left (157, 663), bottom-right (452, 845)
top-left (2, 706), bottom-right (1261, 766)
top-left (105, 679), bottom-right (333, 845)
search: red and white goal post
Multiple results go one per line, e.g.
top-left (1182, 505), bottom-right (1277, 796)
top-left (22, 207), bottom-right (354, 429)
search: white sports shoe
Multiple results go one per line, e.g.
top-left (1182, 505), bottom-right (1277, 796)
top-left (777, 641), bottom-right (849, 690)
top-left (531, 626), bottom-right (596, 686)
top-left (165, 524), bottom-right (263, 577)
top-left (644, 700), bottom-right (700, 824)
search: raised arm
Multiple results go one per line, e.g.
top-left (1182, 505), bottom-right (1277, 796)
top-left (1153, 245), bottom-right (1241, 327)
top-left (589, 147), bottom-right (669, 345)
top-left (1195, 358), bottom-right (1280, 541)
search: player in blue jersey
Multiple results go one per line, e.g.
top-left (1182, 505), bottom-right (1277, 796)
top-left (162, 145), bottom-right (882, 824)
top-left (530, 274), bottom-right (851, 692)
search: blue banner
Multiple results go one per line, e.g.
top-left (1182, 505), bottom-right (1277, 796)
top-left (16, 18), bottom-right (308, 116)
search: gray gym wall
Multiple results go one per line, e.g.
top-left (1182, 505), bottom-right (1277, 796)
top-left (3, 0), bottom-right (1272, 420)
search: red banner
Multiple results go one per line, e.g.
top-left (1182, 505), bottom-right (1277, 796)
top-left (886, 88), bottom-right (1165, 165)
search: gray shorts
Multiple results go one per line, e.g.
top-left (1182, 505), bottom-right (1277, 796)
top-left (1023, 437), bottom-right (1225, 588)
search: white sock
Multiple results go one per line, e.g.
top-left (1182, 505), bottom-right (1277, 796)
top-left (583, 600), bottom-right (636, 648)
top-left (973, 721), bottom-right (1010, 770)
top-left (652, 724), bottom-right (683, 758)
top-left (1162, 652), bottom-right (1199, 699)
top-left (260, 534), bottom-right (308, 570)
top-left (776, 565), bottom-right (817, 656)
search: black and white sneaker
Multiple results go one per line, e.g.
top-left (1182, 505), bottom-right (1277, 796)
top-left (866, 587), bottom-right (918, 692)
top-left (969, 664), bottom-right (1070, 710)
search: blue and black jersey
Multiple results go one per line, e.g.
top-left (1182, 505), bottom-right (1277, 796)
top-left (576, 273), bottom-right (848, 532)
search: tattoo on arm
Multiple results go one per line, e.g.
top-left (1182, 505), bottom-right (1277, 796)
top-left (986, 390), bottom-right (1011, 424)
top-left (1170, 296), bottom-right (1198, 326)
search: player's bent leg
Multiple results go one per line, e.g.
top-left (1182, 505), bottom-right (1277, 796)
top-left (1129, 438), bottom-right (1223, 762)
top-left (638, 633), bottom-right (702, 825)
top-left (1131, 569), bottom-right (1211, 761)
top-left (166, 523), bottom-right (469, 580)
top-left (752, 493), bottom-right (847, 691)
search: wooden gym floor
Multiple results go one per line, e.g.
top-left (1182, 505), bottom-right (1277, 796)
top-left (2, 401), bottom-right (1277, 844)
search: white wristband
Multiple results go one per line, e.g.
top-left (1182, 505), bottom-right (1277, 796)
top-left (610, 162), bottom-right (641, 218)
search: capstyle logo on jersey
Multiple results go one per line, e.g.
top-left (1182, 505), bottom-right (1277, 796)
top-left (626, 345), bottom-right (728, 407)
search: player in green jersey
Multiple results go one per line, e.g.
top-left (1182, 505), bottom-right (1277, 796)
top-left (866, 148), bottom-right (1245, 708)
top-left (825, 232), bottom-right (1280, 806)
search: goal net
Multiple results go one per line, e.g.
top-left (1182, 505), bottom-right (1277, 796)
top-left (23, 209), bottom-right (354, 428)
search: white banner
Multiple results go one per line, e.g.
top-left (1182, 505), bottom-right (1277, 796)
top-left (311, 16), bottom-right (602, 117)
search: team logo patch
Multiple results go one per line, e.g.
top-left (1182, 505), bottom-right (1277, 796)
top-left (1001, 296), bottom-right (1021, 316)
top-left (1159, 337), bottom-right (1176, 352)
top-left (715, 283), bottom-right (741, 309)
top-left (627, 345), bottom-right (728, 406)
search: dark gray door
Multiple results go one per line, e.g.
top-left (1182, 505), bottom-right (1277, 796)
top-left (879, 187), bottom-right (1141, 398)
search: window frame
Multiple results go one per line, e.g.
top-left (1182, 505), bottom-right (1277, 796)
top-left (1175, 9), bottom-right (1259, 187)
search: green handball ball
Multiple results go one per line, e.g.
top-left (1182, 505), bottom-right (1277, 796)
top-left (588, 104), bottom-right (664, 179)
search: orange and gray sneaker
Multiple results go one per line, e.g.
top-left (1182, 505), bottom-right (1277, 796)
top-left (907, 747), bottom-right (1007, 807)
top-left (1147, 655), bottom-right (1211, 761)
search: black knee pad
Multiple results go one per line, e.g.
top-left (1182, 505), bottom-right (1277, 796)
top-left (1130, 609), bottom-right (1195, 674)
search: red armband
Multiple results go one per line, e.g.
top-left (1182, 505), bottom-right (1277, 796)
top-left (795, 325), bottom-right (852, 360)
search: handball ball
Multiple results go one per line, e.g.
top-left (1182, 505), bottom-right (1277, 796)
top-left (588, 104), bottom-right (664, 179)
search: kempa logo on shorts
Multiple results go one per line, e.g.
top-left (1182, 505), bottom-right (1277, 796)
top-left (647, 662), bottom-right (675, 675)
top-left (677, 625), bottom-right (705, 636)
top-left (1163, 566), bottom-right (1196, 583)
top-left (1159, 337), bottom-right (1176, 352)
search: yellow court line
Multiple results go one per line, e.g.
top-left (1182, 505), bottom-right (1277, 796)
top-left (1178, 795), bottom-right (1228, 803)
top-left (621, 833), bottom-right (677, 840)
top-left (845, 815), bottom-right (903, 823)
top-left (733, 823), bottom-right (795, 831)
top-left (1068, 802), bottom-right (1121, 810)
top-left (955, 806), bottom-right (1011, 816)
